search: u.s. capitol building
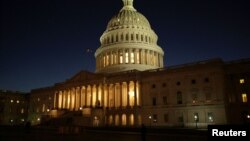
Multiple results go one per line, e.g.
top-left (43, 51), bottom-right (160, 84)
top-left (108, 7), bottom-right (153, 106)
top-left (2, 0), bottom-right (249, 127)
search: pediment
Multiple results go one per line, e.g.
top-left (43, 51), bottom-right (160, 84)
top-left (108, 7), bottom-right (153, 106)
top-left (66, 70), bottom-right (100, 83)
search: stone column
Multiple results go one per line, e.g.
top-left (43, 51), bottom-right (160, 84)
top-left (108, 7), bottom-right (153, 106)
top-left (96, 84), bottom-right (99, 107)
top-left (85, 86), bottom-right (88, 107)
top-left (128, 49), bottom-right (132, 64)
top-left (145, 50), bottom-right (148, 65)
top-left (61, 91), bottom-right (64, 109)
top-left (134, 81), bottom-right (137, 107)
top-left (53, 91), bottom-right (58, 109)
top-left (90, 85), bottom-right (93, 107)
top-left (135, 49), bottom-right (139, 64)
top-left (57, 91), bottom-right (60, 109)
top-left (78, 87), bottom-right (81, 109)
top-left (120, 83), bottom-right (123, 108)
top-left (161, 54), bottom-right (164, 67)
top-left (140, 49), bottom-right (144, 65)
top-left (116, 50), bottom-right (119, 65)
top-left (64, 90), bottom-right (67, 109)
top-left (114, 83), bottom-right (116, 108)
top-left (102, 84), bottom-right (105, 108)
top-left (127, 82), bottom-right (130, 107)
top-left (67, 90), bottom-right (70, 110)
top-left (107, 84), bottom-right (110, 108)
top-left (123, 49), bottom-right (126, 64)
top-left (75, 88), bottom-right (78, 111)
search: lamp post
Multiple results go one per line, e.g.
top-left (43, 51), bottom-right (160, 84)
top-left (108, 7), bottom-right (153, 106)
top-left (149, 115), bottom-right (152, 127)
top-left (194, 115), bottom-right (198, 129)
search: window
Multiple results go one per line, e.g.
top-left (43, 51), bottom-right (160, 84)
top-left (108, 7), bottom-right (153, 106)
top-left (121, 34), bottom-right (124, 41)
top-left (192, 93), bottom-right (198, 102)
top-left (126, 34), bottom-right (129, 41)
top-left (162, 83), bottom-right (166, 87)
top-left (21, 108), bottom-right (24, 114)
top-left (240, 79), bottom-right (245, 84)
top-left (204, 78), bottom-right (209, 83)
top-left (208, 112), bottom-right (214, 122)
top-left (191, 79), bottom-right (196, 84)
top-left (119, 52), bottom-right (123, 64)
top-left (177, 91), bottom-right (182, 104)
top-left (106, 55), bottom-right (109, 66)
top-left (205, 92), bottom-right (211, 101)
top-left (109, 115), bottom-right (113, 125)
top-left (163, 96), bottom-right (167, 105)
top-left (242, 93), bottom-right (247, 103)
top-left (116, 34), bottom-right (119, 42)
top-left (136, 51), bottom-right (140, 64)
top-left (176, 81), bottom-right (181, 86)
top-left (178, 116), bottom-right (183, 123)
top-left (153, 114), bottom-right (157, 123)
top-left (131, 34), bottom-right (134, 41)
top-left (122, 114), bottom-right (126, 126)
top-left (152, 97), bottom-right (156, 106)
top-left (131, 52), bottom-right (134, 63)
top-left (125, 52), bottom-right (129, 63)
top-left (111, 54), bottom-right (113, 65)
top-left (111, 36), bottom-right (114, 43)
top-left (103, 56), bottom-right (106, 67)
top-left (164, 114), bottom-right (169, 123)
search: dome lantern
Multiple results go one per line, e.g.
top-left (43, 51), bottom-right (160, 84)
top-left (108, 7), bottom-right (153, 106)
top-left (121, 0), bottom-right (136, 11)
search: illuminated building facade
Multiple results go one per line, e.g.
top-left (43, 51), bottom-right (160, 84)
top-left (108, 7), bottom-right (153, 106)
top-left (0, 90), bottom-right (28, 125)
top-left (1, 0), bottom-right (250, 127)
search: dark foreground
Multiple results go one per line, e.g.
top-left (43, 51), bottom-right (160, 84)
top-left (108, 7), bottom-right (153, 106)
top-left (0, 126), bottom-right (207, 141)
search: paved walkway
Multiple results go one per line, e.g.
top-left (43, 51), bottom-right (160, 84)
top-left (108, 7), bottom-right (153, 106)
top-left (0, 126), bottom-right (207, 141)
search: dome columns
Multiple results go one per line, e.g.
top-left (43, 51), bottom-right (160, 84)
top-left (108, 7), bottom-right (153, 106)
top-left (95, 47), bottom-right (164, 73)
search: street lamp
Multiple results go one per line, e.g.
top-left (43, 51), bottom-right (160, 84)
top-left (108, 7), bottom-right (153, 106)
top-left (194, 114), bottom-right (199, 129)
top-left (149, 115), bottom-right (152, 127)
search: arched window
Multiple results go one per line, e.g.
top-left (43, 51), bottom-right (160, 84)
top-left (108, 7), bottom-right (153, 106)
top-left (109, 115), bottom-right (113, 125)
top-left (126, 33), bottom-right (129, 41)
top-left (115, 114), bottom-right (119, 126)
top-left (177, 91), bottom-right (182, 104)
top-left (122, 114), bottom-right (127, 126)
top-left (107, 37), bottom-right (110, 44)
top-left (116, 34), bottom-right (119, 42)
top-left (130, 114), bottom-right (134, 126)
top-left (111, 35), bottom-right (114, 43)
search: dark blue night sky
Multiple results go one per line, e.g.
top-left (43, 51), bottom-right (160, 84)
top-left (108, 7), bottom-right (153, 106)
top-left (1, 0), bottom-right (250, 92)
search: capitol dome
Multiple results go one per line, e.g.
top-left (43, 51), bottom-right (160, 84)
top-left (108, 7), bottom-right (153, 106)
top-left (95, 0), bottom-right (164, 73)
